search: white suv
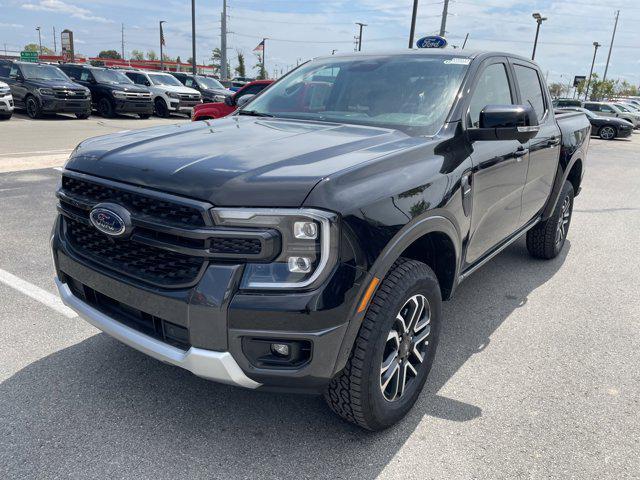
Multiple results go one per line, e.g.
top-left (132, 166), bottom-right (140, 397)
top-left (123, 70), bottom-right (201, 117)
top-left (0, 80), bottom-right (14, 120)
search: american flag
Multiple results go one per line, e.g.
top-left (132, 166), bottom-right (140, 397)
top-left (160, 23), bottom-right (166, 47)
top-left (253, 40), bottom-right (264, 52)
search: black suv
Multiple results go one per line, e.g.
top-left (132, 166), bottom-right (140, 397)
top-left (170, 72), bottom-right (231, 103)
top-left (0, 60), bottom-right (91, 119)
top-left (59, 65), bottom-right (153, 118)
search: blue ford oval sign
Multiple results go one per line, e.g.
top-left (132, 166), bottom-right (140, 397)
top-left (89, 204), bottom-right (130, 237)
top-left (416, 35), bottom-right (448, 49)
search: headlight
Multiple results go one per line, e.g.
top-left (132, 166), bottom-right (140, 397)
top-left (211, 208), bottom-right (339, 290)
top-left (0, 88), bottom-right (9, 97)
top-left (38, 88), bottom-right (55, 96)
top-left (166, 91), bottom-right (180, 99)
top-left (112, 90), bottom-right (127, 99)
top-left (213, 94), bottom-right (226, 102)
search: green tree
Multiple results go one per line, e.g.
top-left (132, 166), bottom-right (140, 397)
top-left (131, 49), bottom-right (144, 61)
top-left (548, 82), bottom-right (564, 98)
top-left (98, 50), bottom-right (122, 59)
top-left (162, 53), bottom-right (174, 62)
top-left (176, 56), bottom-right (182, 64)
top-left (23, 43), bottom-right (54, 55)
top-left (235, 51), bottom-right (246, 77)
top-left (146, 50), bottom-right (157, 61)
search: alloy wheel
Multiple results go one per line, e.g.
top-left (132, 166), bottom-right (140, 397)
top-left (27, 98), bottom-right (38, 118)
top-left (555, 195), bottom-right (571, 247)
top-left (380, 294), bottom-right (431, 402)
top-left (600, 126), bottom-right (616, 140)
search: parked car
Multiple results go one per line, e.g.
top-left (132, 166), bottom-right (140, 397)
top-left (0, 60), bottom-right (91, 119)
top-left (583, 101), bottom-right (640, 128)
top-left (191, 79), bottom-right (273, 120)
top-left (0, 80), bottom-right (14, 120)
top-left (553, 98), bottom-right (582, 108)
top-left (52, 49), bottom-right (589, 430)
top-left (122, 70), bottom-right (201, 117)
top-left (170, 72), bottom-right (232, 103)
top-left (557, 106), bottom-right (633, 140)
top-left (229, 76), bottom-right (256, 91)
top-left (58, 65), bottom-right (153, 119)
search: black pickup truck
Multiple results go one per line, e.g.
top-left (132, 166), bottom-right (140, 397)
top-left (52, 50), bottom-right (590, 430)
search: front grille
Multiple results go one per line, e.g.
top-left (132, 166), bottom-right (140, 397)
top-left (211, 237), bottom-right (261, 255)
top-left (62, 176), bottom-right (206, 227)
top-left (179, 93), bottom-right (200, 101)
top-left (124, 92), bottom-right (151, 100)
top-left (55, 90), bottom-right (89, 99)
top-left (64, 217), bottom-right (205, 287)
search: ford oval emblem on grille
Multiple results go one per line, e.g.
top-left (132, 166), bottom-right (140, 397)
top-left (89, 203), bottom-right (132, 238)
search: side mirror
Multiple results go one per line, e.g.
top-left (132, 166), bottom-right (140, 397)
top-left (144, 80), bottom-right (151, 87)
top-left (236, 94), bottom-right (255, 108)
top-left (224, 96), bottom-right (235, 107)
top-left (468, 104), bottom-right (539, 143)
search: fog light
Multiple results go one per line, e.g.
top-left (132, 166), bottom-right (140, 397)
top-left (270, 343), bottom-right (290, 357)
top-left (294, 221), bottom-right (318, 240)
top-left (288, 256), bottom-right (312, 273)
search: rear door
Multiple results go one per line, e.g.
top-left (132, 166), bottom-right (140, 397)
top-left (8, 64), bottom-right (28, 107)
top-left (464, 57), bottom-right (529, 265)
top-left (512, 61), bottom-right (561, 222)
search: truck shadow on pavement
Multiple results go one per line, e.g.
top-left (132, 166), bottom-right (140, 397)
top-left (1, 238), bottom-right (569, 479)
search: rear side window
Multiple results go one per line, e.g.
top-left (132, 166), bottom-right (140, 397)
top-left (80, 69), bottom-right (92, 82)
top-left (514, 65), bottom-right (546, 121)
top-left (468, 63), bottom-right (513, 128)
top-left (0, 62), bottom-right (11, 77)
top-left (583, 103), bottom-right (599, 112)
top-left (126, 72), bottom-right (147, 85)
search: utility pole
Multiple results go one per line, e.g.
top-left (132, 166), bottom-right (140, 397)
top-left (461, 33), bottom-right (469, 50)
top-left (191, 0), bottom-right (197, 75)
top-left (408, 0), bottom-right (419, 48)
top-left (36, 27), bottom-right (42, 55)
top-left (439, 0), bottom-right (449, 37)
top-left (585, 41), bottom-right (601, 101)
top-left (221, 0), bottom-right (228, 81)
top-left (159, 21), bottom-right (166, 70)
top-left (121, 24), bottom-right (125, 60)
top-left (262, 38), bottom-right (267, 78)
top-left (531, 13), bottom-right (547, 61)
top-left (53, 27), bottom-right (57, 54)
top-left (602, 10), bottom-right (619, 84)
top-left (356, 22), bottom-right (366, 51)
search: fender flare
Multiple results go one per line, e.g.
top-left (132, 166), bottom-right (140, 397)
top-left (331, 213), bottom-right (462, 376)
top-left (542, 154), bottom-right (583, 220)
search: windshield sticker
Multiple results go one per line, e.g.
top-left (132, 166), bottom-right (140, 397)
top-left (444, 58), bottom-right (471, 65)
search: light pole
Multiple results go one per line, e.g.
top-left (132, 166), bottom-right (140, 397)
top-left (191, 0), bottom-right (197, 75)
top-left (531, 13), bottom-right (547, 61)
top-left (584, 41), bottom-right (601, 101)
top-left (35, 26), bottom-right (42, 55)
top-left (159, 21), bottom-right (166, 70)
top-left (355, 22), bottom-right (367, 51)
top-left (408, 0), bottom-right (419, 48)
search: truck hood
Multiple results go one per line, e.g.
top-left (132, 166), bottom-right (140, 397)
top-left (157, 84), bottom-right (200, 95)
top-left (28, 79), bottom-right (86, 91)
top-left (65, 116), bottom-right (412, 207)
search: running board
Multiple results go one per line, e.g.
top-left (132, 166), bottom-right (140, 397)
top-left (458, 217), bottom-right (541, 283)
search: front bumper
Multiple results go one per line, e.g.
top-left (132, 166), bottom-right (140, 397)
top-left (52, 217), bottom-right (365, 392)
top-left (114, 99), bottom-right (154, 114)
top-left (41, 96), bottom-right (91, 114)
top-left (0, 96), bottom-right (13, 112)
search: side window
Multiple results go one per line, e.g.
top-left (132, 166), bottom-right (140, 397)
top-left (0, 62), bottom-right (11, 77)
top-left (600, 105), bottom-right (615, 113)
top-left (583, 103), bottom-right (598, 112)
top-left (183, 77), bottom-right (195, 88)
top-left (514, 64), bottom-right (546, 121)
top-left (237, 84), bottom-right (263, 99)
top-left (127, 73), bottom-right (145, 85)
top-left (80, 69), bottom-right (92, 82)
top-left (468, 63), bottom-right (513, 128)
top-left (9, 64), bottom-right (19, 78)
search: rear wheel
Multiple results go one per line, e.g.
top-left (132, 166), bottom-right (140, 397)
top-left (26, 96), bottom-right (42, 119)
top-left (154, 98), bottom-right (170, 118)
top-left (324, 258), bottom-right (441, 430)
top-left (526, 180), bottom-right (574, 259)
top-left (598, 125), bottom-right (617, 140)
top-left (98, 97), bottom-right (115, 118)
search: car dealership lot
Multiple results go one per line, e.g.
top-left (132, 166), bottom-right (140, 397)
top-left (1, 124), bottom-right (639, 479)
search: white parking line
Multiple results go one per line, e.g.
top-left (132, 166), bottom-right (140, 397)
top-left (0, 269), bottom-right (77, 319)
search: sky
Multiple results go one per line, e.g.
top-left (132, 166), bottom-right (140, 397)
top-left (1, 0), bottom-right (639, 85)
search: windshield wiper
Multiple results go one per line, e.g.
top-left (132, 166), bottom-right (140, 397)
top-left (238, 110), bottom-right (274, 118)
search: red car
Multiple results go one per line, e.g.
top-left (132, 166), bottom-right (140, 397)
top-left (191, 80), bottom-right (273, 121)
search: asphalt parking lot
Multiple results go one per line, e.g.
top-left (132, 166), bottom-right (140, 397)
top-left (1, 121), bottom-right (639, 479)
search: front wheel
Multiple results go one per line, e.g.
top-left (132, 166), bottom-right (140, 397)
top-left (526, 180), bottom-right (574, 259)
top-left (26, 96), bottom-right (42, 119)
top-left (138, 113), bottom-right (151, 119)
top-left (98, 97), bottom-right (115, 118)
top-left (598, 125), bottom-right (617, 140)
top-left (324, 258), bottom-right (441, 430)
top-left (0, 113), bottom-right (11, 121)
top-left (154, 98), bottom-right (170, 118)
top-left (75, 112), bottom-right (90, 119)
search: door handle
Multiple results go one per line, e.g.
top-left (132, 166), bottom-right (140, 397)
top-left (514, 147), bottom-right (529, 160)
top-left (547, 137), bottom-right (561, 147)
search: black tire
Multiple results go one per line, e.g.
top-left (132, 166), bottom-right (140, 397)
top-left (0, 113), bottom-right (11, 121)
top-left (154, 98), bottom-right (170, 118)
top-left (598, 125), bottom-right (617, 140)
top-left (526, 181), bottom-right (574, 259)
top-left (138, 113), bottom-right (151, 119)
top-left (324, 258), bottom-right (441, 431)
top-left (75, 112), bottom-right (91, 119)
top-left (26, 96), bottom-right (42, 119)
top-left (98, 97), bottom-right (115, 118)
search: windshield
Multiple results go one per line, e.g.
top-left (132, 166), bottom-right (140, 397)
top-left (197, 76), bottom-right (225, 90)
top-left (20, 64), bottom-right (69, 81)
top-left (93, 69), bottom-right (133, 85)
top-left (243, 54), bottom-right (469, 135)
top-left (148, 73), bottom-right (183, 86)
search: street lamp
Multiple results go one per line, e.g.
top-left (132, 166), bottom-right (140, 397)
top-left (35, 26), bottom-right (42, 56)
top-left (584, 41), bottom-right (601, 101)
top-left (531, 13), bottom-right (547, 61)
top-left (355, 22), bottom-right (367, 51)
top-left (159, 21), bottom-right (167, 71)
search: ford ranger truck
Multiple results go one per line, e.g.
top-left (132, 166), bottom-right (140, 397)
top-left (52, 50), bottom-right (590, 430)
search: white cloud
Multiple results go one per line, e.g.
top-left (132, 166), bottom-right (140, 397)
top-left (0, 22), bottom-right (24, 28)
top-left (22, 0), bottom-right (112, 23)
